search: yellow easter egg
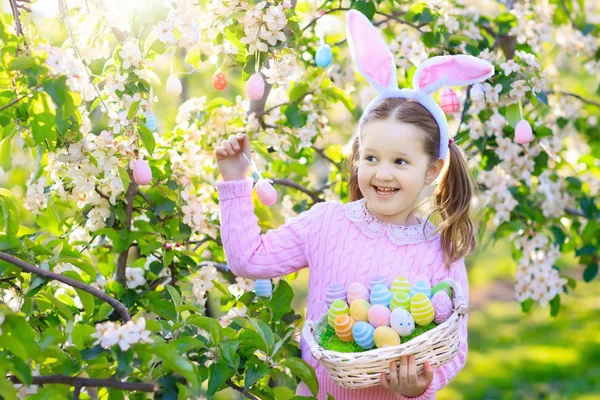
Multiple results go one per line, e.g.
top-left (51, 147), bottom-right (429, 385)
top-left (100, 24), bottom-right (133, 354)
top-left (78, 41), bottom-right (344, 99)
top-left (334, 315), bottom-right (356, 342)
top-left (373, 326), bottom-right (401, 348)
top-left (328, 299), bottom-right (349, 326)
top-left (410, 293), bottom-right (435, 326)
top-left (349, 299), bottom-right (371, 322)
top-left (391, 276), bottom-right (410, 295)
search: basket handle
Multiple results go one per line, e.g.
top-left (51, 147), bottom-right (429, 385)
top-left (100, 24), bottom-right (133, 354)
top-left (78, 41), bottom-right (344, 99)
top-left (301, 320), bottom-right (324, 360)
top-left (442, 277), bottom-right (468, 316)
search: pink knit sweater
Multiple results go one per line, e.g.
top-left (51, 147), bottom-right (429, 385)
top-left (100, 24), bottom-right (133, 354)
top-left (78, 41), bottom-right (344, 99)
top-left (216, 178), bottom-right (469, 400)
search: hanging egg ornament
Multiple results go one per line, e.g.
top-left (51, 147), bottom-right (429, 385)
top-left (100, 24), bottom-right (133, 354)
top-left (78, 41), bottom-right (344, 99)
top-left (145, 113), bottom-right (157, 131)
top-left (374, 326), bottom-right (401, 348)
top-left (440, 87), bottom-right (460, 113)
top-left (325, 283), bottom-right (347, 308)
top-left (315, 44), bottom-right (332, 68)
top-left (166, 74), bottom-right (182, 96)
top-left (246, 73), bottom-right (265, 100)
top-left (368, 276), bottom-right (387, 292)
top-left (349, 299), bottom-right (371, 322)
top-left (133, 159), bottom-right (152, 185)
top-left (328, 299), bottom-right (349, 327)
top-left (432, 291), bottom-right (453, 324)
top-left (368, 304), bottom-right (391, 328)
top-left (334, 314), bottom-right (356, 342)
top-left (515, 120), bottom-right (534, 144)
top-left (390, 292), bottom-right (410, 311)
top-left (431, 281), bottom-right (453, 298)
top-left (255, 179), bottom-right (277, 206)
top-left (254, 279), bottom-right (272, 297)
top-left (213, 71), bottom-right (228, 91)
top-left (347, 282), bottom-right (369, 304)
top-left (352, 321), bottom-right (375, 349)
top-left (410, 293), bottom-right (435, 326)
top-left (370, 284), bottom-right (392, 307)
top-left (391, 276), bottom-right (410, 295)
top-left (390, 308), bottom-right (415, 337)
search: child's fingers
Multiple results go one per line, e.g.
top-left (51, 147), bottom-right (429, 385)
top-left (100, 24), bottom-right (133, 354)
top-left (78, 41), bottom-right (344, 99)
top-left (399, 356), bottom-right (408, 387)
top-left (215, 147), bottom-right (228, 159)
top-left (389, 360), bottom-right (400, 388)
top-left (228, 134), bottom-right (240, 151)
top-left (423, 361), bottom-right (434, 383)
top-left (222, 139), bottom-right (234, 155)
top-left (408, 355), bottom-right (417, 386)
top-left (380, 371), bottom-right (390, 389)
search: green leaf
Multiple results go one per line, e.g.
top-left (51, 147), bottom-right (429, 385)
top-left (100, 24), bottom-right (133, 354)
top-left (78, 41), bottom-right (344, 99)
top-left (9, 357), bottom-right (32, 386)
top-left (280, 357), bottom-right (319, 396)
top-left (270, 280), bottom-right (294, 321)
top-left (0, 189), bottom-right (20, 236)
top-left (245, 363), bottom-right (270, 389)
top-left (505, 104), bottom-right (521, 129)
top-left (166, 285), bottom-right (181, 305)
top-left (29, 92), bottom-right (57, 147)
top-left (575, 244), bottom-right (597, 257)
top-left (208, 361), bottom-right (234, 395)
top-left (8, 56), bottom-right (37, 71)
top-left (0, 333), bottom-right (29, 360)
top-left (248, 318), bottom-right (274, 353)
top-left (284, 105), bottom-right (307, 128)
top-left (521, 298), bottom-right (534, 313)
top-left (72, 324), bottom-right (96, 348)
top-left (0, 135), bottom-right (12, 172)
top-left (138, 123), bottom-right (156, 154)
top-left (549, 294), bottom-right (560, 317)
top-left (149, 299), bottom-right (177, 321)
top-left (535, 90), bottom-right (548, 105)
top-left (583, 263), bottom-right (598, 282)
top-left (321, 86), bottom-right (355, 114)
top-left (187, 315), bottom-right (222, 344)
top-left (128, 100), bottom-right (141, 120)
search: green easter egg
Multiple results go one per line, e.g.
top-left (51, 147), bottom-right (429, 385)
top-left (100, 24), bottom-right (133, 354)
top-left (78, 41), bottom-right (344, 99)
top-left (328, 299), bottom-right (349, 326)
top-left (390, 292), bottom-right (410, 311)
top-left (431, 282), bottom-right (453, 298)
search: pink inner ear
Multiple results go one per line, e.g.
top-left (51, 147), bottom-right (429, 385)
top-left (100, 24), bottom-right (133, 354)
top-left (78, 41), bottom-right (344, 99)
top-left (348, 12), bottom-right (393, 88)
top-left (418, 58), bottom-right (493, 89)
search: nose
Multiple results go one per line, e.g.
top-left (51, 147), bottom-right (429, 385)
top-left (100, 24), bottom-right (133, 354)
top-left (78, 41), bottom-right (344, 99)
top-left (375, 164), bottom-right (394, 181)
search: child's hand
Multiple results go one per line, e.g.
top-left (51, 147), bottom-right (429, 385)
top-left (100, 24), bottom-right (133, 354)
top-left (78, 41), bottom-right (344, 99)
top-left (214, 133), bottom-right (252, 181)
top-left (380, 355), bottom-right (434, 397)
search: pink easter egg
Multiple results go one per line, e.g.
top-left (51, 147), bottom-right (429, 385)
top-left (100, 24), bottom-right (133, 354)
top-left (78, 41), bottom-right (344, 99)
top-left (347, 282), bottom-right (369, 304)
top-left (368, 304), bottom-right (391, 328)
top-left (133, 159), bottom-right (152, 185)
top-left (440, 88), bottom-right (459, 113)
top-left (246, 73), bottom-right (265, 100)
top-left (432, 291), bottom-right (453, 324)
top-left (515, 120), bottom-right (534, 144)
top-left (256, 179), bottom-right (277, 206)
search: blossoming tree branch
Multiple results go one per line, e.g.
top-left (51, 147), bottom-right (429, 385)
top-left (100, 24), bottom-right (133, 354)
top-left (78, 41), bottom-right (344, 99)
top-left (0, 0), bottom-right (598, 398)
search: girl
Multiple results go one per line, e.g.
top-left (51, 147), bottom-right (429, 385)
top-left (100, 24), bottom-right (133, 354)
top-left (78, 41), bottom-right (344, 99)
top-left (213, 10), bottom-right (494, 400)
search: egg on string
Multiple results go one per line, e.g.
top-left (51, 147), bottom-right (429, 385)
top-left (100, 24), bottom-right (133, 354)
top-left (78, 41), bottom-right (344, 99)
top-left (255, 179), bottom-right (278, 206)
top-left (315, 44), bottom-right (333, 68)
top-left (246, 73), bottom-right (265, 100)
top-left (515, 119), bottom-right (534, 144)
top-left (133, 159), bottom-right (152, 186)
top-left (368, 276), bottom-right (388, 292)
top-left (410, 293), bottom-right (435, 326)
top-left (432, 291), bottom-right (453, 324)
top-left (352, 321), bottom-right (375, 350)
top-left (334, 314), bottom-right (356, 342)
top-left (347, 282), bottom-right (369, 304)
top-left (328, 299), bottom-right (349, 327)
top-left (213, 71), bottom-right (228, 91)
top-left (254, 279), bottom-right (272, 298)
top-left (390, 292), bottom-right (410, 311)
top-left (145, 113), bottom-right (157, 131)
top-left (374, 326), bottom-right (401, 348)
top-left (390, 308), bottom-right (415, 337)
top-left (440, 87), bottom-right (459, 113)
top-left (325, 283), bottom-right (347, 308)
top-left (368, 304), bottom-right (391, 328)
top-left (431, 281), bottom-right (453, 298)
top-left (390, 276), bottom-right (410, 295)
top-left (349, 299), bottom-right (371, 322)
top-left (370, 284), bottom-right (392, 307)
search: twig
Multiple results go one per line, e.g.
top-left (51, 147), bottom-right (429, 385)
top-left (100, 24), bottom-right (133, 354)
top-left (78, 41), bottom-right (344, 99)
top-left (8, 0), bottom-right (28, 47)
top-left (0, 277), bottom-right (22, 293)
top-left (94, 186), bottom-right (111, 201)
top-left (546, 90), bottom-right (600, 108)
top-left (456, 85), bottom-right (472, 134)
top-left (312, 146), bottom-right (345, 173)
top-left (73, 382), bottom-right (82, 400)
top-left (8, 375), bottom-right (157, 392)
top-left (560, 0), bottom-right (582, 31)
top-left (191, 236), bottom-right (221, 251)
top-left (198, 261), bottom-right (229, 273)
top-left (116, 175), bottom-right (138, 286)
top-left (0, 252), bottom-right (131, 321)
top-left (374, 11), bottom-right (423, 33)
top-left (0, 92), bottom-right (31, 112)
top-left (256, 91), bottom-right (315, 117)
top-left (226, 379), bottom-right (260, 400)
top-left (136, 190), bottom-right (153, 208)
top-left (270, 178), bottom-right (326, 203)
top-left (565, 207), bottom-right (585, 218)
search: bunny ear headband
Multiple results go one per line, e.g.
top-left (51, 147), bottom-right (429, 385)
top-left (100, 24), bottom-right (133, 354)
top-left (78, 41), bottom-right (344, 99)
top-left (346, 9), bottom-right (495, 160)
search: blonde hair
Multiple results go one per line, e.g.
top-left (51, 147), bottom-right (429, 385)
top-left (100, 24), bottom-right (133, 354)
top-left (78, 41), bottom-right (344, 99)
top-left (345, 97), bottom-right (476, 268)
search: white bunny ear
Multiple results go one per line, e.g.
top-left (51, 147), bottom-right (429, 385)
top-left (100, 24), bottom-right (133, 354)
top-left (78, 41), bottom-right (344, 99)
top-left (346, 10), bottom-right (398, 93)
top-left (413, 55), bottom-right (495, 94)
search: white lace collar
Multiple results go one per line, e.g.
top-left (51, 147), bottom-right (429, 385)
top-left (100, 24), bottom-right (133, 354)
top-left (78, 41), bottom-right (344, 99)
top-left (344, 198), bottom-right (438, 246)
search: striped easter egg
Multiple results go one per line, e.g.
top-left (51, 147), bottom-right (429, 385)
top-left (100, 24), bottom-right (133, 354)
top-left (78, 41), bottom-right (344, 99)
top-left (432, 291), bottom-right (453, 324)
top-left (328, 299), bottom-right (349, 326)
top-left (374, 326), bottom-right (401, 348)
top-left (390, 292), bottom-right (410, 311)
top-left (334, 314), bottom-right (356, 342)
top-left (347, 282), bottom-right (369, 304)
top-left (349, 299), bottom-right (371, 322)
top-left (410, 293), bottom-right (435, 326)
top-left (368, 276), bottom-right (388, 291)
top-left (325, 282), bottom-right (347, 307)
top-left (370, 284), bottom-right (392, 307)
top-left (391, 276), bottom-right (410, 295)
top-left (409, 279), bottom-right (432, 299)
top-left (254, 279), bottom-right (272, 298)
top-left (352, 321), bottom-right (375, 350)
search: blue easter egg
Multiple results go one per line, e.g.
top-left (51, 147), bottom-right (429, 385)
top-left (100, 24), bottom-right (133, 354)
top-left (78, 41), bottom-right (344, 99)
top-left (370, 284), bottom-right (392, 307)
top-left (255, 279), bottom-right (272, 298)
top-left (145, 113), bottom-right (158, 131)
top-left (352, 321), bottom-right (375, 350)
top-left (409, 279), bottom-right (432, 299)
top-left (368, 276), bottom-right (388, 292)
top-left (315, 44), bottom-right (332, 68)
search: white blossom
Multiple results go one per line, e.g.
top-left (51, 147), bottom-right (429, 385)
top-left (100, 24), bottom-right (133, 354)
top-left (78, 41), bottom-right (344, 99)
top-left (125, 267), bottom-right (146, 289)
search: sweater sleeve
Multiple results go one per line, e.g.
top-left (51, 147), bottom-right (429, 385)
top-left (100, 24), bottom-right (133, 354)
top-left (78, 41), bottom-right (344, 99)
top-left (395, 257), bottom-right (469, 400)
top-left (215, 178), bottom-right (327, 280)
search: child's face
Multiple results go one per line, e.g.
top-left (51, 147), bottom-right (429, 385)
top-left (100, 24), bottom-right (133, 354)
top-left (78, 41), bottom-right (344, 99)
top-left (357, 119), bottom-right (444, 225)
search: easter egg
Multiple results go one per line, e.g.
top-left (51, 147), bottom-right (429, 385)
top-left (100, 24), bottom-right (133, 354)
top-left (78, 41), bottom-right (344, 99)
top-left (410, 293), bottom-right (435, 326)
top-left (410, 280), bottom-right (432, 299)
top-left (166, 74), bottom-right (182, 96)
top-left (315, 44), bottom-right (332, 68)
top-left (334, 314), bottom-right (356, 342)
top-left (431, 281), bottom-right (453, 298)
top-left (347, 282), bottom-right (369, 304)
top-left (325, 282), bottom-right (347, 308)
top-left (328, 299), bottom-right (349, 327)
top-left (349, 299), bottom-right (371, 322)
top-left (440, 87), bottom-right (459, 113)
top-left (254, 279), bottom-right (272, 298)
top-left (145, 113), bottom-right (157, 131)
top-left (515, 119), bottom-right (534, 144)
top-left (390, 292), bottom-right (410, 311)
top-left (133, 159), bottom-right (152, 185)
top-left (352, 321), bottom-right (375, 350)
top-left (391, 276), bottom-right (410, 295)
top-left (370, 284), bottom-right (392, 307)
top-left (213, 71), bottom-right (228, 91)
top-left (246, 73), bottom-right (265, 100)
top-left (390, 308), bottom-right (415, 337)
top-left (368, 276), bottom-right (387, 291)
top-left (255, 179), bottom-right (277, 206)
top-left (368, 304), bottom-right (391, 328)
top-left (374, 326), bottom-right (401, 348)
top-left (432, 291), bottom-right (453, 324)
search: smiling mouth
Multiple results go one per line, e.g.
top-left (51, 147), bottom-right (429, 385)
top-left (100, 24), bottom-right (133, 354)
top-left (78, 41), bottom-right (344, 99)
top-left (373, 186), bottom-right (400, 196)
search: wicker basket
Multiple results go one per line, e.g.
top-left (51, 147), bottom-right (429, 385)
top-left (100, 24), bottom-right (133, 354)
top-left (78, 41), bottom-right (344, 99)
top-left (301, 277), bottom-right (467, 389)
